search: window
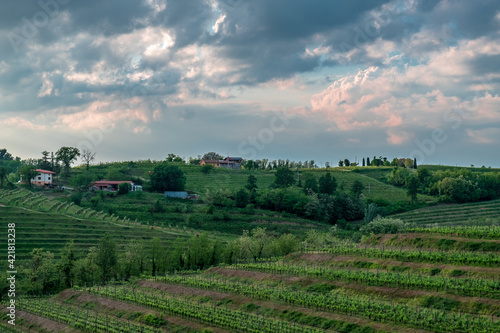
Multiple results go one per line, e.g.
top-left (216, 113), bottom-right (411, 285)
top-left (38, 177), bottom-right (41, 180)
top-left (48, 177), bottom-right (51, 180)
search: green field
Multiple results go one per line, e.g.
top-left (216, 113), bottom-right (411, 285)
top-left (391, 199), bottom-right (500, 226)
top-left (9, 222), bottom-right (500, 333)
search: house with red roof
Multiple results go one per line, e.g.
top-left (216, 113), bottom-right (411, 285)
top-left (31, 169), bottom-right (56, 186)
top-left (92, 180), bottom-right (142, 192)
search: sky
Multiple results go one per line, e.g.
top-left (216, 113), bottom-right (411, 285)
top-left (1, 0), bottom-right (500, 167)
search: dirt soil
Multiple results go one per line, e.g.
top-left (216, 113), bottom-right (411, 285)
top-left (295, 253), bottom-right (500, 276)
top-left (17, 310), bottom-right (77, 333)
top-left (58, 289), bottom-right (230, 333)
top-left (140, 279), bottom-right (434, 333)
top-left (208, 267), bottom-right (500, 309)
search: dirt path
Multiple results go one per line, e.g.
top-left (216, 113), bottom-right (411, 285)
top-left (139, 280), bottom-right (433, 333)
top-left (380, 233), bottom-right (500, 244)
top-left (16, 310), bottom-right (78, 332)
top-left (295, 253), bottom-right (500, 276)
top-left (58, 289), bottom-right (230, 333)
top-left (209, 267), bottom-right (500, 308)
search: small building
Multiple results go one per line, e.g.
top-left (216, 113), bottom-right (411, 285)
top-left (31, 169), bottom-right (56, 186)
top-left (92, 180), bottom-right (142, 192)
top-left (165, 191), bottom-right (198, 200)
top-left (200, 156), bottom-right (243, 170)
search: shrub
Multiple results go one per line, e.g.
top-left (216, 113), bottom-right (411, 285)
top-left (201, 165), bottom-right (214, 174)
top-left (118, 182), bottom-right (132, 195)
top-left (360, 216), bottom-right (407, 235)
top-left (71, 191), bottom-right (83, 205)
top-left (364, 203), bottom-right (386, 223)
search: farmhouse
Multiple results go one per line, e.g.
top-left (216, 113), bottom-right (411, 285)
top-left (30, 169), bottom-right (56, 186)
top-left (200, 156), bottom-right (243, 169)
top-left (92, 180), bottom-right (143, 192)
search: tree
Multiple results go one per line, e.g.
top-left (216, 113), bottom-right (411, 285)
top-left (235, 188), bottom-right (251, 208)
top-left (150, 163), bottom-right (186, 192)
top-left (202, 152), bottom-right (224, 160)
top-left (166, 153), bottom-right (184, 163)
top-left (118, 182), bottom-right (132, 195)
top-left (58, 241), bottom-right (76, 288)
top-left (338, 160), bottom-right (344, 167)
top-left (0, 166), bottom-right (8, 187)
top-left (40, 151), bottom-right (51, 170)
top-left (96, 234), bottom-right (117, 284)
top-left (20, 164), bottom-right (39, 187)
top-left (414, 157), bottom-right (418, 169)
top-left (351, 180), bottom-right (364, 197)
top-left (0, 149), bottom-right (13, 161)
top-left (23, 248), bottom-right (59, 294)
top-left (318, 172), bottom-right (337, 194)
top-left (56, 147), bottom-right (80, 177)
top-left (81, 149), bottom-right (96, 171)
top-left (362, 158), bottom-right (365, 167)
top-left (303, 174), bottom-right (318, 193)
top-left (274, 167), bottom-right (295, 188)
top-left (245, 175), bottom-right (258, 192)
top-left (406, 174), bottom-right (419, 204)
top-left (201, 164), bottom-right (214, 174)
top-left (367, 157), bottom-right (371, 166)
top-left (404, 158), bottom-right (414, 169)
top-left (344, 158), bottom-right (351, 167)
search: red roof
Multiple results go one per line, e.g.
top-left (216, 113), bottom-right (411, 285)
top-left (35, 169), bottom-right (56, 174)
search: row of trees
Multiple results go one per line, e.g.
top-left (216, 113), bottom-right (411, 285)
top-left (2, 229), bottom-right (301, 296)
top-left (387, 166), bottom-right (500, 203)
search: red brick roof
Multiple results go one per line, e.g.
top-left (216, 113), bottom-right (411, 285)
top-left (35, 169), bottom-right (56, 174)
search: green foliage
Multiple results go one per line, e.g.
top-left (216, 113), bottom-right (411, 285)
top-left (318, 172), bottom-right (337, 194)
top-left (96, 233), bottom-right (117, 283)
top-left (420, 296), bottom-right (459, 311)
top-left (274, 167), bottom-right (295, 188)
top-left (204, 188), bottom-right (234, 207)
top-left (387, 166), bottom-right (410, 186)
top-left (360, 216), bottom-right (407, 235)
top-left (364, 203), bottom-right (386, 223)
top-left (20, 164), bottom-right (39, 188)
top-left (56, 146), bottom-right (80, 177)
top-left (71, 191), bottom-right (83, 205)
top-left (351, 180), bottom-right (363, 197)
top-left (118, 182), bottom-right (132, 195)
top-left (150, 163), bottom-right (186, 192)
top-left (405, 174), bottom-right (419, 203)
top-left (245, 175), bottom-right (258, 192)
top-left (201, 164), bottom-right (214, 174)
top-left (235, 188), bottom-right (251, 208)
top-left (303, 174), bottom-right (318, 193)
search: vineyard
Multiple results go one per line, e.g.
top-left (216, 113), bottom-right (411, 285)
top-left (4, 219), bottom-right (500, 333)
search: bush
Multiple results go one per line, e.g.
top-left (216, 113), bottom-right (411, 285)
top-left (118, 182), bottom-right (132, 195)
top-left (201, 165), bottom-right (214, 174)
top-left (360, 217), bottom-right (407, 235)
top-left (364, 203), bottom-right (387, 223)
top-left (71, 191), bottom-right (83, 205)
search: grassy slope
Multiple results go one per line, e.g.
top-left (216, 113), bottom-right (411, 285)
top-left (390, 199), bottom-right (500, 225)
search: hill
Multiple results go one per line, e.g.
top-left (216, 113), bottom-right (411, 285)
top-left (10, 222), bottom-right (500, 332)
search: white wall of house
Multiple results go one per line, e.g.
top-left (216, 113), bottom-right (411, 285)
top-left (32, 172), bottom-right (53, 185)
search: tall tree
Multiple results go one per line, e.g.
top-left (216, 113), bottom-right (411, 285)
top-left (344, 158), bottom-right (351, 167)
top-left (96, 234), bottom-right (117, 284)
top-left (245, 175), bottom-right (258, 192)
top-left (40, 151), bottom-right (51, 170)
top-left (406, 175), bottom-right (419, 204)
top-left (367, 157), bottom-right (371, 166)
top-left (414, 157), bottom-right (418, 169)
top-left (303, 174), bottom-right (318, 193)
top-left (362, 158), bottom-right (365, 167)
top-left (351, 180), bottom-right (364, 197)
top-left (0, 166), bottom-right (8, 187)
top-left (274, 167), bottom-right (295, 188)
top-left (0, 149), bottom-right (13, 161)
top-left (56, 147), bottom-right (80, 177)
top-left (58, 241), bottom-right (76, 288)
top-left (81, 149), bottom-right (96, 171)
top-left (338, 160), bottom-right (344, 167)
top-left (20, 164), bottom-right (39, 187)
top-left (150, 163), bottom-right (186, 192)
top-left (318, 172), bottom-right (337, 194)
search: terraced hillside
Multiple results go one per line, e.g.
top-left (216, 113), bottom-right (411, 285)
top-left (0, 189), bottom-right (196, 263)
top-left (391, 199), bottom-right (500, 226)
top-left (8, 223), bottom-right (500, 333)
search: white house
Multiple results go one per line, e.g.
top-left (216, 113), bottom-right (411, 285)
top-left (31, 169), bottom-right (56, 186)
